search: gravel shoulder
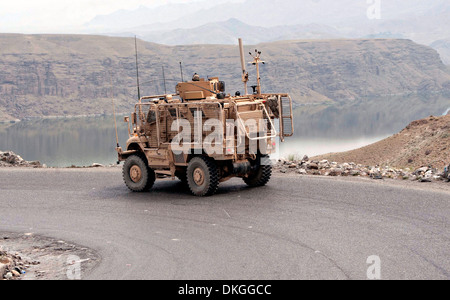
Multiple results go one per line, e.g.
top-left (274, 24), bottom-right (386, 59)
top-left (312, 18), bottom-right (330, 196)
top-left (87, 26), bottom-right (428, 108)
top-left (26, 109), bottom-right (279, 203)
top-left (0, 232), bottom-right (100, 280)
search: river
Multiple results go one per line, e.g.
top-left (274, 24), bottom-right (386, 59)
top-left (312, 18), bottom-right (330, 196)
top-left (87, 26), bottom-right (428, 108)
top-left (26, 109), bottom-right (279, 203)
top-left (1, 93), bottom-right (449, 167)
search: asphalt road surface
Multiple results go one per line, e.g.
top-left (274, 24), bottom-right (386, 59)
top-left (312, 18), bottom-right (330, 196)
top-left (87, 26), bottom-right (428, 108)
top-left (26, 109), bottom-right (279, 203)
top-left (0, 168), bottom-right (449, 280)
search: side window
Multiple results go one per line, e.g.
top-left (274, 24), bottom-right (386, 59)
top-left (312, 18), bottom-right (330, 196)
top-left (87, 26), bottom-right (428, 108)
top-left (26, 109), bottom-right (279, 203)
top-left (168, 108), bottom-right (177, 118)
top-left (147, 110), bottom-right (156, 123)
top-left (190, 108), bottom-right (205, 118)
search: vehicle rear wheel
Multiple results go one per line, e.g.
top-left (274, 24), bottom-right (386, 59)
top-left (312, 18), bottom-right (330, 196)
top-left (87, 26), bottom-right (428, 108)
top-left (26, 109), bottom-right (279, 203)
top-left (123, 155), bottom-right (155, 192)
top-left (187, 157), bottom-right (219, 197)
top-left (243, 155), bottom-right (272, 187)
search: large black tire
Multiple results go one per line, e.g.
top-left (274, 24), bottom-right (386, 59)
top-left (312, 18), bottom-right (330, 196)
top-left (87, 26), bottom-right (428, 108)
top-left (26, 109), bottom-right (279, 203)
top-left (123, 155), bottom-right (155, 192)
top-left (243, 156), bottom-right (272, 187)
top-left (186, 157), bottom-right (219, 197)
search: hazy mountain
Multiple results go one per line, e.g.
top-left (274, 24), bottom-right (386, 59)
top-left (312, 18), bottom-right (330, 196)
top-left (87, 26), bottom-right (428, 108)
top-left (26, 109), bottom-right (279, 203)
top-left (1, 34), bottom-right (450, 121)
top-left (85, 0), bottom-right (244, 32)
top-left (84, 0), bottom-right (450, 64)
top-left (85, 0), bottom-right (450, 33)
top-left (431, 39), bottom-right (450, 65)
top-left (138, 19), bottom-right (340, 45)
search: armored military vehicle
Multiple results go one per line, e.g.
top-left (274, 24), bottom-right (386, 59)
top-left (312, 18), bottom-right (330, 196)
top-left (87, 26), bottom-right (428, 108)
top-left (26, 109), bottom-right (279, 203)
top-left (116, 39), bottom-right (294, 196)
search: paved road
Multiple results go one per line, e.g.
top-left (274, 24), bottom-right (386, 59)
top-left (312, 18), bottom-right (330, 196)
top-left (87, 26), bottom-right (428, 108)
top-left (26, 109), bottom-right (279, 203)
top-left (0, 168), bottom-right (449, 280)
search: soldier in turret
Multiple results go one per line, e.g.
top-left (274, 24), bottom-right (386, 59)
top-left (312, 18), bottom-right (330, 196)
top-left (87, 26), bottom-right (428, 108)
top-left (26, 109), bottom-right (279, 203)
top-left (192, 73), bottom-right (200, 81)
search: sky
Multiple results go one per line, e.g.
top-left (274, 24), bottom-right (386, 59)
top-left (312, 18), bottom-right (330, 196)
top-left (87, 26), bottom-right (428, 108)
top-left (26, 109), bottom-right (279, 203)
top-left (0, 0), bottom-right (193, 33)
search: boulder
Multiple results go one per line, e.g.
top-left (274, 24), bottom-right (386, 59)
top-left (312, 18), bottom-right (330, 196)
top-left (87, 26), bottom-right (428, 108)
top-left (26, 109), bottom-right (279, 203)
top-left (0, 263), bottom-right (7, 278)
top-left (297, 169), bottom-right (307, 175)
top-left (307, 163), bottom-right (319, 170)
top-left (414, 167), bottom-right (428, 175)
top-left (329, 168), bottom-right (343, 176)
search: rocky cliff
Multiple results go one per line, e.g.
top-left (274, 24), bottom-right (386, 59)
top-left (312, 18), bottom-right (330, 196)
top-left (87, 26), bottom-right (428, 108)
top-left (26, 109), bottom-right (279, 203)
top-left (1, 34), bottom-right (450, 120)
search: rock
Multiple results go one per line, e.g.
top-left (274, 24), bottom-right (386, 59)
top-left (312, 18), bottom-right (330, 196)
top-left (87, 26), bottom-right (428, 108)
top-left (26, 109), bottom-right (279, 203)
top-left (92, 163), bottom-right (104, 168)
top-left (302, 155), bottom-right (309, 161)
top-left (419, 177), bottom-right (432, 183)
top-left (5, 272), bottom-right (13, 279)
top-left (329, 168), bottom-right (343, 176)
top-left (371, 174), bottom-right (383, 180)
top-left (307, 163), bottom-right (319, 170)
top-left (288, 164), bottom-right (297, 169)
top-left (0, 263), bottom-right (6, 278)
top-left (11, 270), bottom-right (20, 277)
top-left (414, 167), bottom-right (428, 175)
top-left (0, 256), bottom-right (13, 265)
top-left (297, 169), bottom-right (307, 175)
top-left (350, 170), bottom-right (360, 176)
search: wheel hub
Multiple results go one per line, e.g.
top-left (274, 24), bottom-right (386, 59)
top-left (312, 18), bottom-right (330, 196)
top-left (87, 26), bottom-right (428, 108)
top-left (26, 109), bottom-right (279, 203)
top-left (130, 165), bottom-right (142, 183)
top-left (193, 168), bottom-right (205, 186)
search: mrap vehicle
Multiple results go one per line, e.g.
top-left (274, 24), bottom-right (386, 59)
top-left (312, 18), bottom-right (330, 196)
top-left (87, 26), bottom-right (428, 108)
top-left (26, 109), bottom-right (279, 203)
top-left (117, 39), bottom-right (294, 197)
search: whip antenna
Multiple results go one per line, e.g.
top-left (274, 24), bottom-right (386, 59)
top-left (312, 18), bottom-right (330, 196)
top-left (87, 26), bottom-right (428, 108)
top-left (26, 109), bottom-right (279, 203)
top-left (111, 75), bottom-right (120, 149)
top-left (179, 62), bottom-right (184, 82)
top-left (162, 66), bottom-right (167, 94)
top-left (135, 36), bottom-right (141, 101)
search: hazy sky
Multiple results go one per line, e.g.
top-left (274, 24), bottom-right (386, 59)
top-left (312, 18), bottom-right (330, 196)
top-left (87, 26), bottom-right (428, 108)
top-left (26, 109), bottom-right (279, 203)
top-left (0, 0), bottom-right (196, 33)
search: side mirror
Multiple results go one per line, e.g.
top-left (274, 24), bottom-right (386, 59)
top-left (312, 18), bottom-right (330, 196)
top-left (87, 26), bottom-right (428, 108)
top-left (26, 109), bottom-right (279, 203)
top-left (131, 112), bottom-right (137, 124)
top-left (124, 116), bottom-right (130, 123)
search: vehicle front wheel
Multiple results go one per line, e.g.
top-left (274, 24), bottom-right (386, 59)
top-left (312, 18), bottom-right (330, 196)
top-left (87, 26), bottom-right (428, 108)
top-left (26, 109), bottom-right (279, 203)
top-left (187, 157), bottom-right (219, 197)
top-left (123, 155), bottom-right (155, 192)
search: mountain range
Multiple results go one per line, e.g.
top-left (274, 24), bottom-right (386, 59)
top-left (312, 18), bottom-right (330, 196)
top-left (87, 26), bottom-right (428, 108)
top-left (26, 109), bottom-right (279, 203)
top-left (1, 34), bottom-right (450, 121)
top-left (83, 0), bottom-right (450, 65)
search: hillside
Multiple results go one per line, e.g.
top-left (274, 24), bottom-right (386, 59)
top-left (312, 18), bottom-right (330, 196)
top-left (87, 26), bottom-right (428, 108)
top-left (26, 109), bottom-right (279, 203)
top-left (315, 114), bottom-right (450, 169)
top-left (1, 34), bottom-right (450, 120)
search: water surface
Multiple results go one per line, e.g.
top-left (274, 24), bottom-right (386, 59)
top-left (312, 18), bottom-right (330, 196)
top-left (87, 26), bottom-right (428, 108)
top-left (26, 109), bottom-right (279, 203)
top-left (1, 93), bottom-right (449, 167)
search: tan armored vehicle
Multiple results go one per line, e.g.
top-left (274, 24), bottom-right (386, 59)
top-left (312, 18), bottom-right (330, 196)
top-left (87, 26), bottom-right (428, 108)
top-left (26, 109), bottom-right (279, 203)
top-left (117, 39), bottom-right (294, 196)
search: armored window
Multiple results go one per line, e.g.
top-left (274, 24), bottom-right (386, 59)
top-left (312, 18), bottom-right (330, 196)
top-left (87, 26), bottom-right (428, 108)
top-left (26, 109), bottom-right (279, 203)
top-left (147, 110), bottom-right (156, 123)
top-left (168, 108), bottom-right (177, 118)
top-left (190, 108), bottom-right (205, 118)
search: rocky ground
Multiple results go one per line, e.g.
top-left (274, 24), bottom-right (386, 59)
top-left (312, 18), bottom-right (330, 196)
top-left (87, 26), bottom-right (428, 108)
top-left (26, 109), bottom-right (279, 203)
top-left (0, 232), bottom-right (100, 280)
top-left (0, 151), bottom-right (41, 168)
top-left (314, 115), bottom-right (450, 170)
top-left (274, 155), bottom-right (450, 183)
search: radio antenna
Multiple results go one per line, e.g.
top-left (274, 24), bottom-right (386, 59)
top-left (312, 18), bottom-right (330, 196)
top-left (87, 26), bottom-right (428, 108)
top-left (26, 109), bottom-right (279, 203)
top-left (179, 62), bottom-right (184, 82)
top-left (110, 75), bottom-right (120, 149)
top-left (162, 66), bottom-right (167, 94)
top-left (134, 36), bottom-right (141, 101)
